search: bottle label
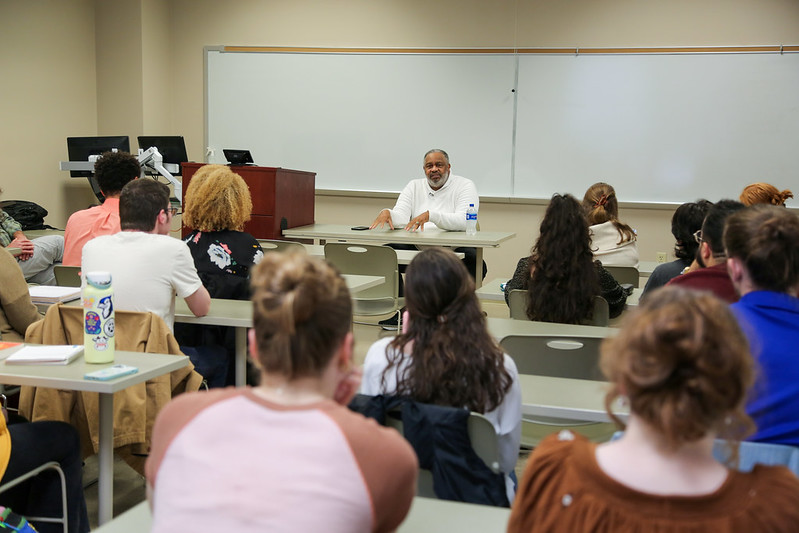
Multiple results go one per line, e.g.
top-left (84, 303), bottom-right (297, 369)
top-left (467, 213), bottom-right (477, 221)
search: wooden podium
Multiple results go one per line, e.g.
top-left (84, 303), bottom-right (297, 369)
top-left (181, 163), bottom-right (315, 240)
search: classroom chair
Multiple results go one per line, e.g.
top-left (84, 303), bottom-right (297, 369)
top-left (603, 266), bottom-right (640, 288)
top-left (500, 334), bottom-right (616, 447)
top-left (53, 265), bottom-right (81, 287)
top-left (507, 290), bottom-right (609, 327)
top-left (324, 243), bottom-right (402, 329)
top-left (0, 461), bottom-right (68, 533)
top-left (256, 239), bottom-right (305, 254)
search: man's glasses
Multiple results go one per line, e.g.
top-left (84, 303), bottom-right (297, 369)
top-left (164, 206), bottom-right (179, 217)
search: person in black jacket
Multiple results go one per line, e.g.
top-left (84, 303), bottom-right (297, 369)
top-left (504, 193), bottom-right (626, 322)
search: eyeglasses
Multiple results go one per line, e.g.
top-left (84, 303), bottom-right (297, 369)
top-left (693, 229), bottom-right (703, 244)
top-left (164, 207), bottom-right (179, 217)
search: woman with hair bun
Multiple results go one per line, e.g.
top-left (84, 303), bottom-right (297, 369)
top-left (725, 205), bottom-right (799, 445)
top-left (147, 253), bottom-right (418, 533)
top-left (582, 182), bottom-right (639, 267)
top-left (362, 247), bottom-right (521, 503)
top-left (508, 287), bottom-right (799, 532)
top-left (739, 182), bottom-right (793, 207)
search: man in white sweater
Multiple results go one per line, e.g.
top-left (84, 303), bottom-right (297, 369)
top-left (369, 149), bottom-right (485, 328)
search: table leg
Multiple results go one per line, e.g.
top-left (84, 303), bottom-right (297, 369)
top-left (475, 248), bottom-right (484, 288)
top-left (97, 393), bottom-right (114, 525)
top-left (235, 327), bottom-right (247, 387)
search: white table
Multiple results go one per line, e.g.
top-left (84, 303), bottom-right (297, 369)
top-left (283, 223), bottom-right (516, 287)
top-left (173, 274), bottom-right (383, 387)
top-left (477, 277), bottom-right (644, 310)
top-left (301, 243), bottom-right (464, 264)
top-left (486, 316), bottom-right (615, 341)
top-left (92, 496), bottom-right (512, 533)
top-left (0, 347), bottom-right (189, 525)
top-left (519, 374), bottom-right (628, 423)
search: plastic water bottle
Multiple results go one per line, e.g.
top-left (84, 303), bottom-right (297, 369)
top-left (466, 203), bottom-right (478, 236)
top-left (83, 271), bottom-right (115, 364)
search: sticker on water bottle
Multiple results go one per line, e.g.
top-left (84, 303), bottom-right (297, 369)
top-left (103, 318), bottom-right (115, 338)
top-left (85, 312), bottom-right (101, 335)
top-left (92, 335), bottom-right (110, 351)
top-left (98, 295), bottom-right (114, 319)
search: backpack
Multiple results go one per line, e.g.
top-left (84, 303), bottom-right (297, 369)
top-left (0, 200), bottom-right (52, 230)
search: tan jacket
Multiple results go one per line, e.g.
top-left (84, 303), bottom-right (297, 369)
top-left (19, 304), bottom-right (203, 456)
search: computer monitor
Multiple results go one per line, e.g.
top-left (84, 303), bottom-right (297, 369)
top-left (66, 136), bottom-right (130, 178)
top-left (137, 136), bottom-right (189, 175)
top-left (223, 149), bottom-right (255, 166)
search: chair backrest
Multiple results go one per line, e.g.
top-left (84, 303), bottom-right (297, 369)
top-left (508, 290), bottom-right (609, 327)
top-left (0, 461), bottom-right (67, 532)
top-left (257, 239), bottom-right (306, 254)
top-left (53, 265), bottom-right (81, 287)
top-left (324, 243), bottom-right (399, 314)
top-left (386, 410), bottom-right (501, 498)
top-left (604, 265), bottom-right (640, 288)
top-left (500, 334), bottom-right (604, 380)
top-left (713, 439), bottom-right (799, 477)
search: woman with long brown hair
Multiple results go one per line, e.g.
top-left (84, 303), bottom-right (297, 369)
top-left (582, 182), bottom-right (639, 267)
top-left (362, 247), bottom-right (521, 502)
top-left (504, 193), bottom-right (627, 322)
top-left (508, 287), bottom-right (799, 532)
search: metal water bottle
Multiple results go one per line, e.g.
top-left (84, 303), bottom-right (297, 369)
top-left (83, 271), bottom-right (115, 364)
top-left (466, 203), bottom-right (478, 236)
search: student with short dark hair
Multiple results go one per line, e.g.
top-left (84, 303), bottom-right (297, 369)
top-left (147, 253), bottom-right (417, 532)
top-left (508, 287), bottom-right (799, 532)
top-left (63, 150), bottom-right (140, 266)
top-left (726, 205), bottom-right (799, 445)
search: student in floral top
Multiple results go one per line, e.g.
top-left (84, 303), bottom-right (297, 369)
top-left (178, 165), bottom-right (263, 386)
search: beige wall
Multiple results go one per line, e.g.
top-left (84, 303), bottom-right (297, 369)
top-left (3, 0), bottom-right (798, 275)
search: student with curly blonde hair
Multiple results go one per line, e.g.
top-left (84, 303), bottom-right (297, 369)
top-left (582, 182), bottom-right (639, 267)
top-left (739, 182), bottom-right (793, 207)
top-left (508, 287), bottom-right (799, 532)
top-left (178, 165), bottom-right (263, 386)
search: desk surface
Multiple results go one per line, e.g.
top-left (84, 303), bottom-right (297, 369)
top-left (519, 374), bottom-right (627, 423)
top-left (284, 223), bottom-right (515, 248)
top-left (486, 316), bottom-right (615, 341)
top-left (477, 277), bottom-right (644, 307)
top-left (0, 347), bottom-right (189, 393)
top-left (93, 496), bottom-right (511, 533)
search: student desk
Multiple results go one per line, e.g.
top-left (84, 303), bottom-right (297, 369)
top-left (519, 374), bottom-right (628, 423)
top-left (486, 316), bottom-right (615, 341)
top-left (283, 223), bottom-right (516, 287)
top-left (301, 243), bottom-right (464, 264)
top-left (173, 274), bottom-right (384, 387)
top-left (93, 496), bottom-right (512, 533)
top-left (0, 347), bottom-right (189, 525)
top-left (477, 277), bottom-right (643, 308)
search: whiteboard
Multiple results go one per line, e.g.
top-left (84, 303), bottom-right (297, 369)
top-left (206, 50), bottom-right (517, 196)
top-left (206, 49), bottom-right (799, 204)
top-left (514, 53), bottom-right (799, 203)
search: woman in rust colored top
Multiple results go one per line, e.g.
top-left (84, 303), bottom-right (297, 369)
top-left (508, 287), bottom-right (799, 533)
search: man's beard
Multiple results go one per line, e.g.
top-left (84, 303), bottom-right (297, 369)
top-left (427, 170), bottom-right (449, 189)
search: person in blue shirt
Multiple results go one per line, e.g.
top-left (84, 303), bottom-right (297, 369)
top-left (725, 204), bottom-right (799, 445)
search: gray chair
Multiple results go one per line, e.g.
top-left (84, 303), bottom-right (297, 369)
top-left (53, 265), bottom-right (81, 287)
top-left (0, 461), bottom-right (68, 532)
top-left (324, 243), bottom-right (402, 328)
top-left (386, 411), bottom-right (500, 498)
top-left (508, 290), bottom-right (609, 327)
top-left (256, 239), bottom-right (305, 254)
top-left (500, 333), bottom-right (615, 446)
top-left (499, 334), bottom-right (604, 381)
top-left (604, 265), bottom-right (640, 288)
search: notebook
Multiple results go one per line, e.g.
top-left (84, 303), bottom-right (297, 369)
top-left (4, 345), bottom-right (84, 365)
top-left (28, 286), bottom-right (81, 305)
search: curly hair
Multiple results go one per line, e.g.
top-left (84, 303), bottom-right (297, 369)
top-left (739, 183), bottom-right (793, 207)
top-left (384, 248), bottom-right (512, 413)
top-left (671, 200), bottom-right (713, 261)
top-left (182, 165), bottom-right (252, 231)
top-left (582, 182), bottom-right (636, 245)
top-left (250, 253), bottom-right (352, 380)
top-left (601, 287), bottom-right (755, 449)
top-left (527, 194), bottom-right (600, 324)
top-left (724, 205), bottom-right (799, 293)
top-left (94, 151), bottom-right (140, 196)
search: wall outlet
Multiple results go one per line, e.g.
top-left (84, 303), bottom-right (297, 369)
top-left (656, 252), bottom-right (668, 264)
